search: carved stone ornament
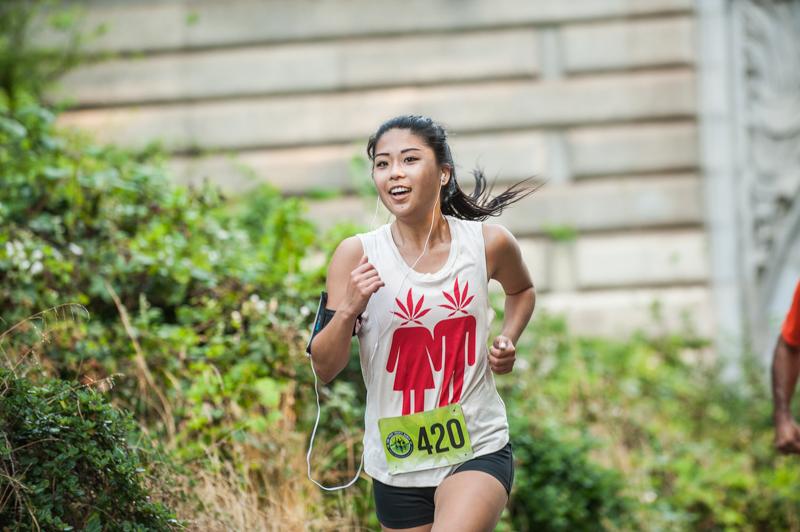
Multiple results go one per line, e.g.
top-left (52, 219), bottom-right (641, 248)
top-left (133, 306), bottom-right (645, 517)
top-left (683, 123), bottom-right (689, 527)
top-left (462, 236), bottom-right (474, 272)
top-left (738, 0), bottom-right (800, 336)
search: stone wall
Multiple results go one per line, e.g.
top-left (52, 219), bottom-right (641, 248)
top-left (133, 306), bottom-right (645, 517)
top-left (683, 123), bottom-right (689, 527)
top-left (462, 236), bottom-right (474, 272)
top-left (47, 0), bottom-right (711, 337)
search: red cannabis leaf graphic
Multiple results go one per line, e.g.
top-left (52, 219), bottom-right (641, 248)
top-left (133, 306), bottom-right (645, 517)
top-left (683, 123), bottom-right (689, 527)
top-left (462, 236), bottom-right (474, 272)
top-left (435, 277), bottom-right (476, 406)
top-left (438, 277), bottom-right (475, 317)
top-left (388, 287), bottom-right (435, 415)
top-left (393, 288), bottom-right (431, 326)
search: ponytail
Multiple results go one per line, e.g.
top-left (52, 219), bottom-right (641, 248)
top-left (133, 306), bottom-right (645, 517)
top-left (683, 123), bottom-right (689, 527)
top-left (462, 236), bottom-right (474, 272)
top-left (441, 168), bottom-right (540, 221)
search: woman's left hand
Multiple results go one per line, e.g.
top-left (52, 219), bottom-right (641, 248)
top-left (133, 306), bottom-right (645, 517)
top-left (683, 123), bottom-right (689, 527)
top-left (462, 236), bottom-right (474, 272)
top-left (489, 335), bottom-right (516, 374)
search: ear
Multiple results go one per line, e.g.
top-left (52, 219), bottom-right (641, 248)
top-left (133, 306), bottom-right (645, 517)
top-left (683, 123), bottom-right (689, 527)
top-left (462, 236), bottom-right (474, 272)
top-left (440, 166), bottom-right (452, 186)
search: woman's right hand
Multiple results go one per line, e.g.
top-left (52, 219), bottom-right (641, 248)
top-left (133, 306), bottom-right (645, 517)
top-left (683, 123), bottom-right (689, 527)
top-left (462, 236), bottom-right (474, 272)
top-left (775, 417), bottom-right (800, 454)
top-left (342, 254), bottom-right (384, 317)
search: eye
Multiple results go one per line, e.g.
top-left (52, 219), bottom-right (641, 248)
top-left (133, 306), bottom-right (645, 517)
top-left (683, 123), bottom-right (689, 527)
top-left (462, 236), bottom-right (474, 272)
top-left (404, 156), bottom-right (418, 163)
top-left (375, 161), bottom-right (387, 168)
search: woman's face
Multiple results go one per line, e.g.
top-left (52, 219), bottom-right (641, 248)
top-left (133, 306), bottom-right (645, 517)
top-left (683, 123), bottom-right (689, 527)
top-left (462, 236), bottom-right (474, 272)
top-left (372, 128), bottom-right (447, 219)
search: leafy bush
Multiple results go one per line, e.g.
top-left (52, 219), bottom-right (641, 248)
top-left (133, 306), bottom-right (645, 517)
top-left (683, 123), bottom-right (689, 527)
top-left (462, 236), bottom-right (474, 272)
top-left (506, 423), bottom-right (631, 531)
top-left (0, 95), bottom-right (327, 461)
top-left (498, 311), bottom-right (800, 531)
top-left (0, 93), bottom-right (368, 527)
top-left (0, 364), bottom-right (177, 530)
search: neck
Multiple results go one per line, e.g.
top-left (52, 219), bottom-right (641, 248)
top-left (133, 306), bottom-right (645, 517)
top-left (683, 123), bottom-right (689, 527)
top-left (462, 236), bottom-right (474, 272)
top-left (391, 207), bottom-right (449, 252)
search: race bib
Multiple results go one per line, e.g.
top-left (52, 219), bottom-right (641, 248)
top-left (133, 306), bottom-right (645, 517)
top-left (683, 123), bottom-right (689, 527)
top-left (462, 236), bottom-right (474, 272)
top-left (378, 404), bottom-right (474, 474)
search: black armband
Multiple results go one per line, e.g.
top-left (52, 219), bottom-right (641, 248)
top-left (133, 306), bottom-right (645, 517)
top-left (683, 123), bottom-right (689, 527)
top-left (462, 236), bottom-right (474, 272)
top-left (305, 291), bottom-right (362, 356)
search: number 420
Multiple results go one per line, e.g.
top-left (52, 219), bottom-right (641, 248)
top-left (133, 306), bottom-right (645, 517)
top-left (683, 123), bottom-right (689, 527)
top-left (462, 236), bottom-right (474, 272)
top-left (417, 419), bottom-right (465, 454)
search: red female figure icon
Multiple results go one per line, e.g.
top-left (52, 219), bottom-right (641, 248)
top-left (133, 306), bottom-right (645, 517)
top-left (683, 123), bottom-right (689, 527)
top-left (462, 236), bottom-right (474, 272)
top-left (386, 288), bottom-right (437, 415)
top-left (434, 277), bottom-right (476, 407)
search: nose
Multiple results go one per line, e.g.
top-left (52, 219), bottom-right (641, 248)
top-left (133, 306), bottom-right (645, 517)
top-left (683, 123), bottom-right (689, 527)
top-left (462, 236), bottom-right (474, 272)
top-left (389, 159), bottom-right (405, 179)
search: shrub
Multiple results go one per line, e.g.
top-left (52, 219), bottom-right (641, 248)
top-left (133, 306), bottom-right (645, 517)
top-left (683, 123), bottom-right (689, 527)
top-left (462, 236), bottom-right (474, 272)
top-left (0, 365), bottom-right (177, 530)
top-left (0, 96), bottom-right (327, 461)
top-left (506, 422), bottom-right (632, 531)
top-left (0, 94), bottom-right (368, 527)
top-left (498, 310), bottom-right (800, 531)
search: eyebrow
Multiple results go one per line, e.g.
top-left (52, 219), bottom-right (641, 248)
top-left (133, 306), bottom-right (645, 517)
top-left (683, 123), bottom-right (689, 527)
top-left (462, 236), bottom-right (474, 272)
top-left (374, 147), bottom-right (422, 158)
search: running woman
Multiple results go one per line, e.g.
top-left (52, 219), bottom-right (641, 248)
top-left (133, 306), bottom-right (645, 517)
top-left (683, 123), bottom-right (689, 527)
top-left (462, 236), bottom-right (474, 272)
top-left (308, 115), bottom-right (537, 531)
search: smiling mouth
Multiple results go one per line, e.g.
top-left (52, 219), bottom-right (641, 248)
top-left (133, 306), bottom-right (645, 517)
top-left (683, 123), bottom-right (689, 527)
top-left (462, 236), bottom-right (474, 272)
top-left (389, 186), bottom-right (411, 199)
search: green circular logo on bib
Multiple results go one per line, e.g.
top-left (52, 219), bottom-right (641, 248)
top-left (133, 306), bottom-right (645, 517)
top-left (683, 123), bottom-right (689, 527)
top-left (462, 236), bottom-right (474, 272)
top-left (386, 431), bottom-right (413, 458)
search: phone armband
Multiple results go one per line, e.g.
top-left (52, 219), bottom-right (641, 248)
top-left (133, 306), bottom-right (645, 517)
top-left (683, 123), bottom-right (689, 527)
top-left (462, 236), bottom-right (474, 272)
top-left (305, 291), bottom-right (361, 356)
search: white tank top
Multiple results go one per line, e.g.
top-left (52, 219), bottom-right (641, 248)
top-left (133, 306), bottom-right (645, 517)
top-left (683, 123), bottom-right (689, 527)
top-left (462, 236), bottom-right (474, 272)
top-left (356, 215), bottom-right (510, 487)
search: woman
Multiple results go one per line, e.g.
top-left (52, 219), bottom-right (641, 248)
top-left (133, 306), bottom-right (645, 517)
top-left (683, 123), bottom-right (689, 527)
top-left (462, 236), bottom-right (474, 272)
top-left (308, 115), bottom-right (536, 531)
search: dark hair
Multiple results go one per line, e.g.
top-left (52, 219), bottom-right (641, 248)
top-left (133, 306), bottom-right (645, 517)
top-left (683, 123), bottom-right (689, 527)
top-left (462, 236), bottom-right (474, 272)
top-left (366, 115), bottom-right (541, 221)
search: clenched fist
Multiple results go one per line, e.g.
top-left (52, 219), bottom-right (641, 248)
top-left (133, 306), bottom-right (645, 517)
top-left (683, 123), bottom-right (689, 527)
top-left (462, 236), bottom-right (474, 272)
top-left (342, 254), bottom-right (384, 317)
top-left (489, 335), bottom-right (516, 374)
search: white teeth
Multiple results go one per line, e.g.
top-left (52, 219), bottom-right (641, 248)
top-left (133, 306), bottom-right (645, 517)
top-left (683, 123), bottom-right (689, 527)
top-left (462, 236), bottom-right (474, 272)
top-left (389, 186), bottom-right (411, 195)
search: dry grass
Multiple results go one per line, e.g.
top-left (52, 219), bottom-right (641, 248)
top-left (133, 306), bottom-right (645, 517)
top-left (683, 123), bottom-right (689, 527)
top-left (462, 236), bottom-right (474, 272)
top-left (162, 430), bottom-right (370, 531)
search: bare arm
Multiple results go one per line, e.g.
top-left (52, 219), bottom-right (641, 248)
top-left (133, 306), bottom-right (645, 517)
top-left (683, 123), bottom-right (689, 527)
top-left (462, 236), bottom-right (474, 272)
top-left (772, 335), bottom-right (800, 453)
top-left (773, 336), bottom-right (800, 421)
top-left (499, 288), bottom-right (536, 345)
top-left (483, 224), bottom-right (536, 374)
top-left (308, 237), bottom-right (384, 384)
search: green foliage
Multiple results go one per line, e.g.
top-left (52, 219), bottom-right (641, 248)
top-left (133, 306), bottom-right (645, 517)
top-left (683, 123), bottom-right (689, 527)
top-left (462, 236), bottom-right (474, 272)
top-left (507, 425), bottom-right (631, 531)
top-left (185, 11), bottom-right (200, 26)
top-left (499, 312), bottom-right (800, 531)
top-left (0, 366), bottom-right (177, 530)
top-left (305, 187), bottom-right (342, 200)
top-left (0, 0), bottom-right (104, 109)
top-left (0, 98), bottom-right (327, 466)
top-left (540, 224), bottom-right (578, 243)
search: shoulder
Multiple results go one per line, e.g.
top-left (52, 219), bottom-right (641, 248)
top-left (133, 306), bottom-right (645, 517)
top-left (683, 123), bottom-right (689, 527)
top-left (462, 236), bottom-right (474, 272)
top-left (329, 236), bottom-right (364, 272)
top-left (481, 223), bottom-right (519, 255)
top-left (481, 223), bottom-right (524, 282)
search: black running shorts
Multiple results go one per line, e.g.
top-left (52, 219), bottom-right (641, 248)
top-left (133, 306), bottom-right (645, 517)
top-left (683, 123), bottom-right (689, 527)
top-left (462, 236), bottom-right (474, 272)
top-left (372, 442), bottom-right (514, 529)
